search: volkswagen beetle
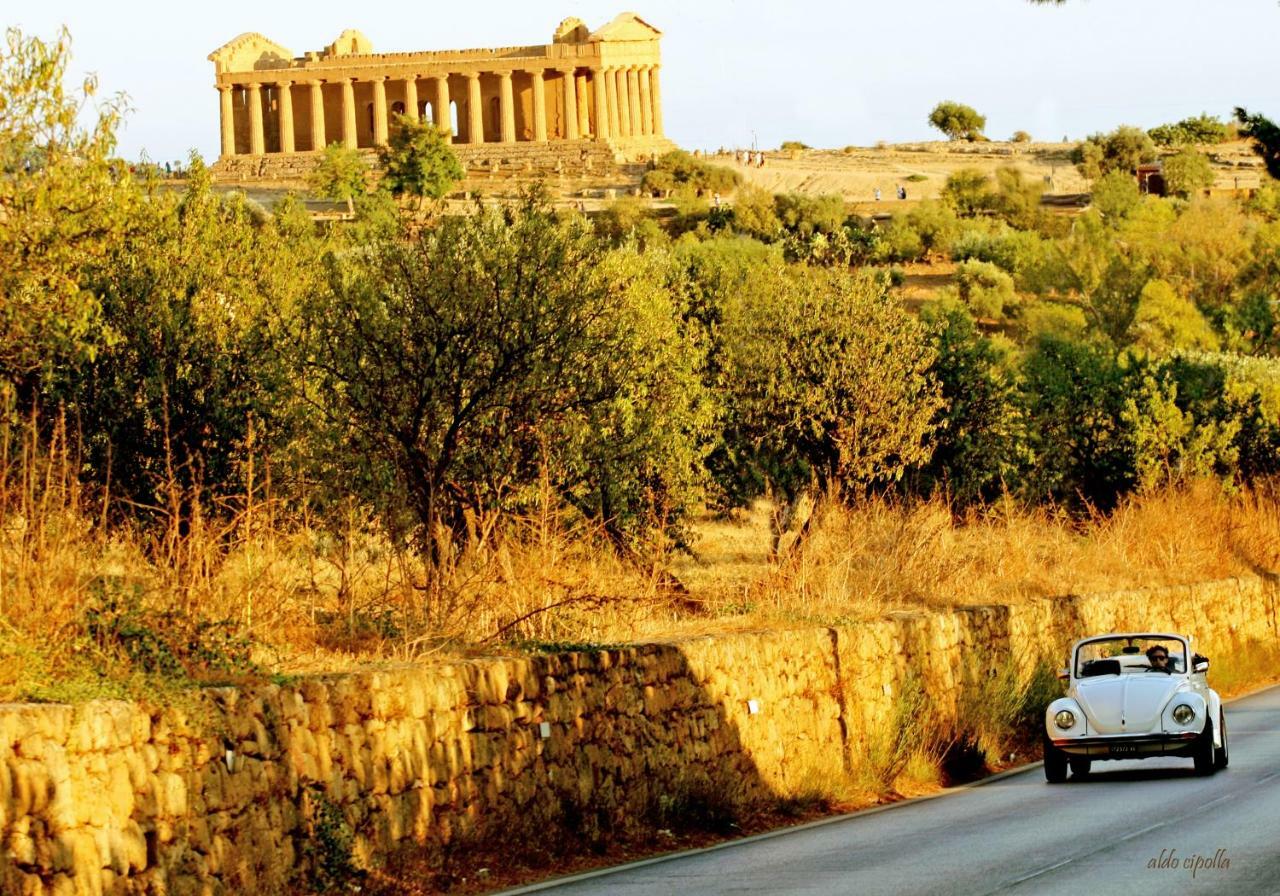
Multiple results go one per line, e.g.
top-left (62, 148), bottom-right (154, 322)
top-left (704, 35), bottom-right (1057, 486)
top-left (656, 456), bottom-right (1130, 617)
top-left (1043, 632), bottom-right (1227, 782)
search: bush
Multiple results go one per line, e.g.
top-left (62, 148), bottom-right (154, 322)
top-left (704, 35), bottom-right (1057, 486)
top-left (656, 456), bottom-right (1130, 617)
top-left (1148, 114), bottom-right (1232, 147)
top-left (1091, 170), bottom-right (1142, 219)
top-left (718, 267), bottom-right (943, 498)
top-left (912, 307), bottom-right (1029, 504)
top-left (1073, 126), bottom-right (1157, 180)
top-left (1161, 148), bottom-right (1215, 198)
top-left (1131, 280), bottom-right (1219, 355)
top-left (377, 113), bottom-right (464, 204)
top-left (1011, 130), bottom-right (1033, 143)
top-left (643, 150), bottom-right (740, 197)
top-left (929, 101), bottom-right (987, 141)
top-left (774, 192), bottom-right (847, 237)
top-left (780, 140), bottom-right (811, 151)
top-left (955, 260), bottom-right (1018, 320)
top-left (310, 191), bottom-right (711, 547)
top-left (942, 168), bottom-right (993, 217)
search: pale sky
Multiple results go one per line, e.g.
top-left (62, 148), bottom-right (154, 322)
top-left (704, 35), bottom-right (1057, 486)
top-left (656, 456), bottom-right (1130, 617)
top-left (10, 1), bottom-right (1280, 162)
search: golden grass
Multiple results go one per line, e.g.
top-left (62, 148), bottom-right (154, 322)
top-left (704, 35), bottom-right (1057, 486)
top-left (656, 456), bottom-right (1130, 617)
top-left (4, 412), bottom-right (1280, 700)
top-left (719, 484), bottom-right (1280, 628)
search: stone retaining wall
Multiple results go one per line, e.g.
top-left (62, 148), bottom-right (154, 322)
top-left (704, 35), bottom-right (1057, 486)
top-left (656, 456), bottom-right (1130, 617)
top-left (2, 577), bottom-right (1276, 895)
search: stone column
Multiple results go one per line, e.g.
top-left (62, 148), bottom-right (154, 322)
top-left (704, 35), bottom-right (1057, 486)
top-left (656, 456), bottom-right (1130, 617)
top-left (560, 69), bottom-right (578, 141)
top-left (575, 73), bottom-right (591, 138)
top-left (278, 81), bottom-right (295, 153)
top-left (372, 77), bottom-right (389, 145)
top-left (309, 81), bottom-right (326, 149)
top-left (466, 72), bottom-right (484, 144)
top-left (341, 79), bottom-right (357, 148)
top-left (614, 68), bottom-right (631, 138)
top-left (531, 70), bottom-right (548, 142)
top-left (605, 68), bottom-right (622, 138)
top-left (218, 85), bottom-right (235, 158)
top-left (638, 68), bottom-right (653, 137)
top-left (626, 67), bottom-right (642, 137)
top-left (592, 69), bottom-right (610, 140)
top-left (433, 75), bottom-right (451, 140)
top-left (650, 66), bottom-right (664, 136)
top-left (404, 77), bottom-right (419, 122)
top-left (497, 70), bottom-right (516, 143)
top-left (248, 84), bottom-right (265, 154)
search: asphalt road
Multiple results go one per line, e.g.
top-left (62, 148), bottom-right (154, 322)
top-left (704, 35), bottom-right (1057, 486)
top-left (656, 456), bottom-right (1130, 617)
top-left (508, 683), bottom-right (1280, 896)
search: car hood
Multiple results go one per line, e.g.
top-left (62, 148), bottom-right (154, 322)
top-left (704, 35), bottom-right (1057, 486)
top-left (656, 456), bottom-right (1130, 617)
top-left (1074, 675), bottom-right (1184, 734)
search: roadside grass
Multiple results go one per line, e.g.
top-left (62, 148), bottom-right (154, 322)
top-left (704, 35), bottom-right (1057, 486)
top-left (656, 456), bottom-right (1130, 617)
top-left (5, 415), bottom-right (1280, 702)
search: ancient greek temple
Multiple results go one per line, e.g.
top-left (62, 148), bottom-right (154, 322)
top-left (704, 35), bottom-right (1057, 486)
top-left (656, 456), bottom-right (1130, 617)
top-left (209, 12), bottom-right (672, 169)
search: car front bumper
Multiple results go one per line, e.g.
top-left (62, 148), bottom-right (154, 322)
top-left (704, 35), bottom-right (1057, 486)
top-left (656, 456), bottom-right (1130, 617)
top-left (1050, 731), bottom-right (1200, 758)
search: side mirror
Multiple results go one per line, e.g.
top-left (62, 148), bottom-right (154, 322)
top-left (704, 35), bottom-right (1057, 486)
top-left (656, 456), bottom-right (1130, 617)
top-left (1057, 667), bottom-right (1070, 681)
top-left (1193, 654), bottom-right (1209, 674)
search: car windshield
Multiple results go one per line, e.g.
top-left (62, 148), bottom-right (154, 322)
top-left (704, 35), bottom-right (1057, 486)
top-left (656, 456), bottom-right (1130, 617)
top-left (1075, 637), bottom-right (1185, 678)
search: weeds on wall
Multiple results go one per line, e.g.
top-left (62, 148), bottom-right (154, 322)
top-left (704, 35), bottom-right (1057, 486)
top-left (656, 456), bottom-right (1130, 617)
top-left (299, 785), bottom-right (361, 893)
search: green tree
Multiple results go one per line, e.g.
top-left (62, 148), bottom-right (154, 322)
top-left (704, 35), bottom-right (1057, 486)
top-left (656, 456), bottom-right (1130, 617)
top-left (942, 168), bottom-right (993, 217)
top-left (307, 143), bottom-right (369, 213)
top-left (1131, 280), bottom-right (1219, 355)
top-left (1021, 336), bottom-right (1134, 508)
top-left (1091, 170), bottom-right (1142, 219)
top-left (308, 192), bottom-right (707, 547)
top-left (52, 159), bottom-right (324, 513)
top-left (718, 266), bottom-right (942, 498)
top-left (1148, 114), bottom-right (1232, 147)
top-left (928, 101), bottom-right (987, 141)
top-left (0, 27), bottom-right (134, 397)
top-left (376, 113), bottom-right (464, 206)
top-left (1072, 126), bottom-right (1156, 180)
top-left (912, 307), bottom-right (1029, 504)
top-left (1235, 108), bottom-right (1280, 179)
top-left (1161, 148), bottom-right (1214, 198)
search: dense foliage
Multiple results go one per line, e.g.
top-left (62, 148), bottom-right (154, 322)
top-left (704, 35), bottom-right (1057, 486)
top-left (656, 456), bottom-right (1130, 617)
top-left (928, 101), bottom-right (987, 142)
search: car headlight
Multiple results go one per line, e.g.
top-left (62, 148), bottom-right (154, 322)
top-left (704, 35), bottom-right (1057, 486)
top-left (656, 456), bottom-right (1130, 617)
top-left (1172, 704), bottom-right (1196, 725)
top-left (1055, 710), bottom-right (1076, 730)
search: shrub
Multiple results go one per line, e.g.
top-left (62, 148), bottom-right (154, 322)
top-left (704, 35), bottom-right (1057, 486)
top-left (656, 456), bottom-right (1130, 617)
top-left (376, 113), bottom-right (464, 204)
top-left (729, 185), bottom-right (784, 240)
top-left (1091, 170), bottom-right (1142, 219)
top-left (780, 140), bottom-right (811, 151)
top-left (955, 259), bottom-right (1018, 320)
top-left (912, 307), bottom-right (1029, 504)
top-left (1011, 130), bottom-right (1033, 143)
top-left (928, 101), bottom-right (987, 141)
top-left (1161, 148), bottom-right (1215, 198)
top-left (718, 267), bottom-right (943, 498)
top-left (1072, 126), bottom-right (1157, 180)
top-left (774, 192), bottom-right (847, 237)
top-left (642, 150), bottom-right (740, 197)
top-left (1131, 280), bottom-right (1219, 355)
top-left (942, 168), bottom-right (993, 217)
top-left (1148, 114), bottom-right (1232, 147)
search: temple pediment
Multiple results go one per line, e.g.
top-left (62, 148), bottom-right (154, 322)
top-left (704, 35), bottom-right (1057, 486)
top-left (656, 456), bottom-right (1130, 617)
top-left (324, 29), bottom-right (374, 57)
top-left (589, 12), bottom-right (663, 42)
top-left (208, 33), bottom-right (293, 73)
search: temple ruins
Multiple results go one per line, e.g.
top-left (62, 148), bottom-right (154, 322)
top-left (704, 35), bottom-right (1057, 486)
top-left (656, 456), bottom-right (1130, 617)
top-left (208, 12), bottom-right (676, 183)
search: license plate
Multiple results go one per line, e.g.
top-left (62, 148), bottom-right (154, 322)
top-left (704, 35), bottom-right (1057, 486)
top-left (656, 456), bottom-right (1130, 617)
top-left (1109, 743), bottom-right (1138, 756)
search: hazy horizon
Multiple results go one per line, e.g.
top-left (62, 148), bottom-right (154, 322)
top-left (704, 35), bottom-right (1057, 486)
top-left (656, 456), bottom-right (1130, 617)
top-left (9, 0), bottom-right (1280, 163)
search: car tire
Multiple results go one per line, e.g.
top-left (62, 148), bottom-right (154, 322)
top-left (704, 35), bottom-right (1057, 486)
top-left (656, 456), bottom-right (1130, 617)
top-left (1194, 718), bottom-right (1217, 776)
top-left (1214, 709), bottom-right (1229, 770)
top-left (1069, 757), bottom-right (1091, 778)
top-left (1044, 736), bottom-right (1068, 783)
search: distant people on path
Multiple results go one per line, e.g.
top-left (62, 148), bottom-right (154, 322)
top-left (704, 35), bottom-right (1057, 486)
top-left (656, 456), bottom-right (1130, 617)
top-left (896, 184), bottom-right (906, 200)
top-left (874, 188), bottom-right (882, 201)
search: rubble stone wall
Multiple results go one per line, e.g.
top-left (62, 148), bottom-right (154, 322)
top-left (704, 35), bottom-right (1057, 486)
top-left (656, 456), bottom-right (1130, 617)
top-left (2, 576), bottom-right (1275, 895)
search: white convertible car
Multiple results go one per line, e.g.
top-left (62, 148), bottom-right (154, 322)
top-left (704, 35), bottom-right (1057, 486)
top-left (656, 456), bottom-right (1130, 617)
top-left (1043, 632), bottom-right (1227, 782)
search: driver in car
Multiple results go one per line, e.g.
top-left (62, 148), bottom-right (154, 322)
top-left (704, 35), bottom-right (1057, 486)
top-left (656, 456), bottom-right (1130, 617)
top-left (1146, 645), bottom-right (1172, 673)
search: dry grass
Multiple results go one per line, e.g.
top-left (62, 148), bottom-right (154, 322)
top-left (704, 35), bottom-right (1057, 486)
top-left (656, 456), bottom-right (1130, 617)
top-left (4, 412), bottom-right (1280, 699)
top-left (717, 484), bottom-right (1280, 628)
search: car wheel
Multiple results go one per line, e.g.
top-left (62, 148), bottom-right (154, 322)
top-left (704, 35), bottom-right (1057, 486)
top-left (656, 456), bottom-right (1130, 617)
top-left (1069, 757), bottom-right (1091, 778)
top-left (1044, 736), bottom-right (1068, 783)
top-left (1194, 718), bottom-right (1216, 776)
top-left (1214, 709), bottom-right (1229, 770)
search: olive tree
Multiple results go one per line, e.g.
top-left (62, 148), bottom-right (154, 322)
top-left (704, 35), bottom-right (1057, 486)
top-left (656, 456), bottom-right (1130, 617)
top-left (928, 101), bottom-right (987, 141)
